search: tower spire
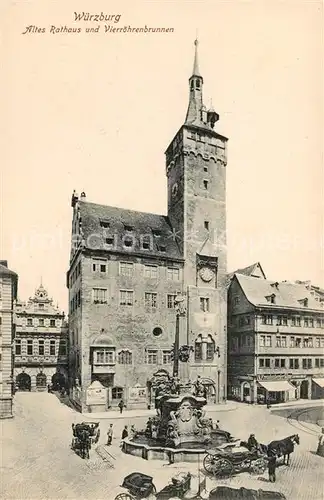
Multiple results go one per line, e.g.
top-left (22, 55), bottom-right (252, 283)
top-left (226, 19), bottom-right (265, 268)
top-left (185, 39), bottom-right (204, 124)
top-left (192, 38), bottom-right (201, 77)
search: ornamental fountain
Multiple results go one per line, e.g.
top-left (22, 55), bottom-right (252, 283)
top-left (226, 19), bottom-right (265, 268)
top-left (122, 294), bottom-right (231, 463)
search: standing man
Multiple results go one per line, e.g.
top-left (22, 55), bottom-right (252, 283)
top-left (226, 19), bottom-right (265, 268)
top-left (122, 425), bottom-right (128, 440)
top-left (107, 424), bottom-right (113, 446)
top-left (268, 454), bottom-right (277, 483)
top-left (316, 427), bottom-right (324, 456)
top-left (118, 399), bottom-right (125, 414)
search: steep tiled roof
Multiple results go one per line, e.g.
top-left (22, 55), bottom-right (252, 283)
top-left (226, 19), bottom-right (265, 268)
top-left (226, 262), bottom-right (266, 287)
top-left (0, 263), bottom-right (18, 278)
top-left (236, 274), bottom-right (324, 312)
top-left (78, 201), bottom-right (183, 261)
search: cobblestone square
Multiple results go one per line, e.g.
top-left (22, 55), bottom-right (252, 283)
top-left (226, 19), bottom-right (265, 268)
top-left (1, 393), bottom-right (323, 500)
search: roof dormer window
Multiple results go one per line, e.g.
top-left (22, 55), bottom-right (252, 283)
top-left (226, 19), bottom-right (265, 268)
top-left (124, 225), bottom-right (134, 232)
top-left (123, 237), bottom-right (133, 248)
top-left (152, 229), bottom-right (161, 237)
top-left (266, 294), bottom-right (276, 304)
top-left (157, 244), bottom-right (166, 253)
top-left (100, 220), bottom-right (110, 229)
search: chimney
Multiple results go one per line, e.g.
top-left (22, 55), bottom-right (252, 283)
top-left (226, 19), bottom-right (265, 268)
top-left (0, 260), bottom-right (8, 267)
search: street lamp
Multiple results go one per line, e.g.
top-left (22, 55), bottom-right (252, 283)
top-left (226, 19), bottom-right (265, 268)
top-left (172, 294), bottom-right (186, 378)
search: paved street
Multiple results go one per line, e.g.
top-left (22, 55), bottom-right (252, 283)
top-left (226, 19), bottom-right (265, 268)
top-left (1, 393), bottom-right (323, 500)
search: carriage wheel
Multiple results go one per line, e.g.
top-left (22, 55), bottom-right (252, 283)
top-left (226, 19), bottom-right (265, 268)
top-left (203, 454), bottom-right (217, 474)
top-left (212, 457), bottom-right (234, 478)
top-left (114, 494), bottom-right (134, 500)
top-left (151, 484), bottom-right (157, 493)
top-left (251, 458), bottom-right (267, 475)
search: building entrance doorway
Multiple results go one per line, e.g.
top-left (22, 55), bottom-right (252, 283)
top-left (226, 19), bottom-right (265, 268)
top-left (16, 372), bottom-right (31, 391)
top-left (300, 379), bottom-right (309, 399)
top-left (36, 372), bottom-right (47, 389)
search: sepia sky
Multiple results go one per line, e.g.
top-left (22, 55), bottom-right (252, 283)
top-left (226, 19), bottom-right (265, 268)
top-left (1, 0), bottom-right (323, 310)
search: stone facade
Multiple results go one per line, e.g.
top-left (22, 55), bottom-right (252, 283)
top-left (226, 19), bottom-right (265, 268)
top-left (67, 40), bottom-right (228, 412)
top-left (227, 265), bottom-right (324, 404)
top-left (14, 284), bottom-right (68, 391)
top-left (0, 261), bottom-right (18, 418)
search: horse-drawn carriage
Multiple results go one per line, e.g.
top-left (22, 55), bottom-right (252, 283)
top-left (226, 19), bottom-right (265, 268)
top-left (203, 442), bottom-right (268, 478)
top-left (203, 433), bottom-right (300, 478)
top-left (114, 472), bottom-right (207, 500)
top-left (71, 421), bottom-right (100, 459)
top-left (114, 472), bottom-right (287, 500)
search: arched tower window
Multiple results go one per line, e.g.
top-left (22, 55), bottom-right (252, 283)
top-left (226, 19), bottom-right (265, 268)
top-left (206, 335), bottom-right (215, 361)
top-left (196, 79), bottom-right (201, 89)
top-left (118, 350), bottom-right (132, 365)
top-left (194, 334), bottom-right (203, 361)
top-left (190, 80), bottom-right (194, 91)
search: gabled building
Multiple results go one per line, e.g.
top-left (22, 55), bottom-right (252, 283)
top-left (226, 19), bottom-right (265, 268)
top-left (67, 40), bottom-right (228, 412)
top-left (14, 284), bottom-right (68, 391)
top-left (227, 267), bottom-right (324, 404)
top-left (0, 261), bottom-right (18, 418)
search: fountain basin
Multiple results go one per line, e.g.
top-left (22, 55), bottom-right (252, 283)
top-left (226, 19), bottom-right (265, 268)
top-left (122, 432), bottom-right (229, 463)
top-left (122, 438), bottom-right (209, 463)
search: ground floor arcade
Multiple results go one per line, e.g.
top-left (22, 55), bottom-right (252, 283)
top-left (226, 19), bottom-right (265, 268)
top-left (14, 365), bottom-right (68, 392)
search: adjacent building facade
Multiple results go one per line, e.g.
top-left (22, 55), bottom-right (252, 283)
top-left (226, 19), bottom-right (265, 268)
top-left (0, 261), bottom-right (18, 418)
top-left (227, 263), bottom-right (324, 404)
top-left (14, 284), bottom-right (68, 391)
top-left (67, 40), bottom-right (228, 412)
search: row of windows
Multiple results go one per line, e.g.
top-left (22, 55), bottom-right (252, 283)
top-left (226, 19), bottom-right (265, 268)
top-left (93, 349), bottom-right (172, 365)
top-left (90, 289), bottom-right (211, 310)
top-left (92, 262), bottom-right (181, 281)
top-left (261, 314), bottom-right (324, 328)
top-left (15, 339), bottom-right (67, 356)
top-left (259, 335), bottom-right (324, 348)
top-left (70, 261), bottom-right (81, 288)
top-left (259, 357), bottom-right (324, 369)
top-left (70, 290), bottom-right (81, 313)
top-left (19, 318), bottom-right (58, 327)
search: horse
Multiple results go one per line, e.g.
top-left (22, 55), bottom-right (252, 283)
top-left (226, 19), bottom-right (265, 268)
top-left (79, 429), bottom-right (91, 459)
top-left (267, 434), bottom-right (300, 465)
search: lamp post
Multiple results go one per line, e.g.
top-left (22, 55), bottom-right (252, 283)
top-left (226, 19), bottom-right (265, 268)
top-left (173, 294), bottom-right (186, 378)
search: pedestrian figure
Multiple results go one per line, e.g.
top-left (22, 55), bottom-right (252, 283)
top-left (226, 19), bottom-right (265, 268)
top-left (122, 425), bottom-right (128, 440)
top-left (118, 399), bottom-right (125, 414)
top-left (316, 427), bottom-right (324, 457)
top-left (107, 424), bottom-right (113, 446)
top-left (129, 424), bottom-right (136, 439)
top-left (268, 454), bottom-right (277, 483)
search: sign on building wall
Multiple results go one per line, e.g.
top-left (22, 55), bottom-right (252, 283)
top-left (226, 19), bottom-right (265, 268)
top-left (86, 380), bottom-right (107, 405)
top-left (128, 386), bottom-right (147, 402)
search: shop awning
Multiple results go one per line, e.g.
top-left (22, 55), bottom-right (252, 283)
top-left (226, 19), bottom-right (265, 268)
top-left (312, 378), bottom-right (324, 388)
top-left (258, 380), bottom-right (295, 392)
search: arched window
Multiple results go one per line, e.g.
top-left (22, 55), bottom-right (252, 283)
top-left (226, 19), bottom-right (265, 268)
top-left (196, 79), bottom-right (201, 89)
top-left (118, 350), bottom-right (132, 365)
top-left (206, 335), bottom-right (215, 361)
top-left (190, 80), bottom-right (194, 91)
top-left (194, 334), bottom-right (203, 361)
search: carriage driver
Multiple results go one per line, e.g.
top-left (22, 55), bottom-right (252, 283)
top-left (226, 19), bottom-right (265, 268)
top-left (247, 433), bottom-right (262, 454)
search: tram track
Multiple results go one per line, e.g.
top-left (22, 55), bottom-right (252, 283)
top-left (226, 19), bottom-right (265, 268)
top-left (286, 407), bottom-right (322, 437)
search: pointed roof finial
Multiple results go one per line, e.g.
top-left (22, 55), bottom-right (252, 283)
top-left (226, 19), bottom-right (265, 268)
top-left (192, 36), bottom-right (201, 77)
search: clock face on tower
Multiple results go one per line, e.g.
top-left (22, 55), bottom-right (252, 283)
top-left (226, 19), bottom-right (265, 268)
top-left (199, 266), bottom-right (214, 282)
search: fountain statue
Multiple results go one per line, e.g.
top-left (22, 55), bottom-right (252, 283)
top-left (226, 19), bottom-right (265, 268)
top-left (121, 294), bottom-right (232, 462)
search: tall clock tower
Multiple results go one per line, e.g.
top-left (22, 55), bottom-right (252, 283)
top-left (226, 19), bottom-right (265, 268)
top-left (165, 40), bottom-right (228, 403)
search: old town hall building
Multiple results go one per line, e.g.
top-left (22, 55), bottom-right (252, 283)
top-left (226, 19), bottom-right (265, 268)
top-left (67, 41), bottom-right (228, 412)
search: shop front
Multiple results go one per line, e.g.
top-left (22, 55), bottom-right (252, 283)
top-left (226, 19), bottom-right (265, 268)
top-left (257, 380), bottom-right (295, 404)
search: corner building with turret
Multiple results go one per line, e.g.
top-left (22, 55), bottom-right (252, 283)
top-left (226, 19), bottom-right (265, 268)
top-left (67, 41), bottom-right (228, 412)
